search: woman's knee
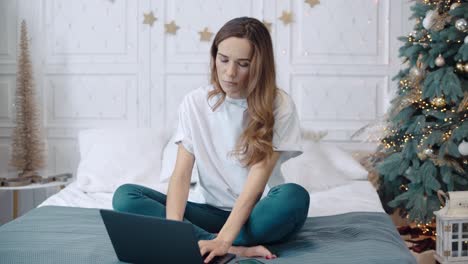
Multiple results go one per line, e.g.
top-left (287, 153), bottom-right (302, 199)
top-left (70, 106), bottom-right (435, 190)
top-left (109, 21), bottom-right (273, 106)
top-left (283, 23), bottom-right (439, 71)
top-left (275, 183), bottom-right (309, 208)
top-left (112, 183), bottom-right (142, 211)
top-left (272, 183), bottom-right (310, 221)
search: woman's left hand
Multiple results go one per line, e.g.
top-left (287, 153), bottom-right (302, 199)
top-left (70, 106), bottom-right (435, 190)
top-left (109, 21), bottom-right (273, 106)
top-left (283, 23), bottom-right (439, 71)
top-left (198, 238), bottom-right (232, 263)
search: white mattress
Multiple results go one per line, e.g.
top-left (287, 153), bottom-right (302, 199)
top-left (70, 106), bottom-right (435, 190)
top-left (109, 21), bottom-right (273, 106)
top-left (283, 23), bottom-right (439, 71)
top-left (39, 180), bottom-right (384, 217)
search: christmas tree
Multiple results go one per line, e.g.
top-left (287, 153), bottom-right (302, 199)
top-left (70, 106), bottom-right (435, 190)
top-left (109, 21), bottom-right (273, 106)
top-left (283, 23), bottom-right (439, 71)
top-left (376, 0), bottom-right (468, 223)
top-left (9, 20), bottom-right (45, 180)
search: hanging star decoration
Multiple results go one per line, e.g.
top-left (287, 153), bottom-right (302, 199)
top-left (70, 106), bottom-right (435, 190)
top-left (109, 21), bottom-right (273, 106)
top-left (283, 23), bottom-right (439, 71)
top-left (199, 27), bottom-right (213, 42)
top-left (305, 0), bottom-right (320, 8)
top-left (279, 11), bottom-right (293, 25)
top-left (143, 11), bottom-right (157, 27)
top-left (263, 20), bottom-right (272, 32)
top-left (165, 21), bottom-right (180, 35)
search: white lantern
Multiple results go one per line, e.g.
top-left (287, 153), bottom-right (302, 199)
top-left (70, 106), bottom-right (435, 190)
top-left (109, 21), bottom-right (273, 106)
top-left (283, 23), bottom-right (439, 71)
top-left (435, 191), bottom-right (468, 263)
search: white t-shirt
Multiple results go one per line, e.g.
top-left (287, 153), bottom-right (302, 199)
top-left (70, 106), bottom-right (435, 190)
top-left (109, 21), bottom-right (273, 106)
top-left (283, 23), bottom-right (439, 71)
top-left (174, 85), bottom-right (302, 210)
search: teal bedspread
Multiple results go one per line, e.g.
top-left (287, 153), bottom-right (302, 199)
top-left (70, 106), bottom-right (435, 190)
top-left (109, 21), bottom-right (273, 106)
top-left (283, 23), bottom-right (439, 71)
top-left (0, 206), bottom-right (415, 264)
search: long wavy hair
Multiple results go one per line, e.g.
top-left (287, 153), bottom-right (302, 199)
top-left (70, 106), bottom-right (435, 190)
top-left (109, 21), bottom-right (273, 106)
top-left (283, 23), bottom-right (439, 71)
top-left (208, 17), bottom-right (277, 167)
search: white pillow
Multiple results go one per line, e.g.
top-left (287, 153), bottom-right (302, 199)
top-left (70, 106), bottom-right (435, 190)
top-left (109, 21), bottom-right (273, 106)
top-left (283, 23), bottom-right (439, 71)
top-left (282, 142), bottom-right (352, 192)
top-left (159, 134), bottom-right (199, 184)
top-left (321, 144), bottom-right (369, 180)
top-left (281, 141), bottom-right (367, 192)
top-left (76, 128), bottom-right (166, 193)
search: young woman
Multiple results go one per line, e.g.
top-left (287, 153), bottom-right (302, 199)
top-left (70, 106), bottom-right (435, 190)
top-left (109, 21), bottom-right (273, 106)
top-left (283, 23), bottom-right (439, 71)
top-left (113, 17), bottom-right (309, 263)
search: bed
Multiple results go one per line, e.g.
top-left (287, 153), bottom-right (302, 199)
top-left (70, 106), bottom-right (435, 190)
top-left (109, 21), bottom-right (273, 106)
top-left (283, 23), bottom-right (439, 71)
top-left (0, 129), bottom-right (416, 263)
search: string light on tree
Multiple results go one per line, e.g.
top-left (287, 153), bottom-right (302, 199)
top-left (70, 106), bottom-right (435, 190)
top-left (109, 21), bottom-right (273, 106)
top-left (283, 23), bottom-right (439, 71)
top-left (424, 148), bottom-right (434, 155)
top-left (431, 97), bottom-right (447, 107)
top-left (417, 148), bottom-right (434, 160)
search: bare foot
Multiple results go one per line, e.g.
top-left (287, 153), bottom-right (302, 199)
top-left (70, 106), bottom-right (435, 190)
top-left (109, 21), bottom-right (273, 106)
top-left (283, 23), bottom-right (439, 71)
top-left (228, 245), bottom-right (277, 259)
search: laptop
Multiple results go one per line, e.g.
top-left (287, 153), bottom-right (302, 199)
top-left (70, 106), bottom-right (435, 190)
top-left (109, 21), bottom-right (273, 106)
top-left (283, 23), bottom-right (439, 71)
top-left (100, 209), bottom-right (236, 264)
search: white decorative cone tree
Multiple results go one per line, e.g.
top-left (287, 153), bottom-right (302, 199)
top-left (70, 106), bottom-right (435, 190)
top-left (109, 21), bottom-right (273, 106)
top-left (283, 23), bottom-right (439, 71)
top-left (9, 20), bottom-right (46, 181)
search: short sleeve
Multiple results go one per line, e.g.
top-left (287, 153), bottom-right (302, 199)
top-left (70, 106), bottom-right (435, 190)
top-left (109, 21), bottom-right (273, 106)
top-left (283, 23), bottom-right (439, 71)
top-left (272, 91), bottom-right (303, 161)
top-left (173, 97), bottom-right (194, 154)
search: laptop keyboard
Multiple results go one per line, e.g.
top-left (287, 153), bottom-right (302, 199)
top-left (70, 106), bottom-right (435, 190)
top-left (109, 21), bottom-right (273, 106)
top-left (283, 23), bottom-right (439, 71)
top-left (209, 256), bottom-right (223, 264)
top-left (209, 256), bottom-right (225, 264)
top-left (208, 253), bottom-right (236, 264)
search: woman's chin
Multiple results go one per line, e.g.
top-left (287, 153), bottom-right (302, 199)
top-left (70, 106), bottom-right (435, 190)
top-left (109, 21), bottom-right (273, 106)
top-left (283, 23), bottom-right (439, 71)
top-left (221, 88), bottom-right (239, 97)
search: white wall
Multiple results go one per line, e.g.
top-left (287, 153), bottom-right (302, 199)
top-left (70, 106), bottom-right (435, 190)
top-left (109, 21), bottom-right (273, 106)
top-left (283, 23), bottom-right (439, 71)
top-left (0, 0), bottom-right (413, 224)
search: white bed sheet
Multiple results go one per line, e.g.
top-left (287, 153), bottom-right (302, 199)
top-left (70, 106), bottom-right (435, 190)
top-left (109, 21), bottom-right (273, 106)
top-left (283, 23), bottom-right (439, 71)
top-left (39, 180), bottom-right (384, 217)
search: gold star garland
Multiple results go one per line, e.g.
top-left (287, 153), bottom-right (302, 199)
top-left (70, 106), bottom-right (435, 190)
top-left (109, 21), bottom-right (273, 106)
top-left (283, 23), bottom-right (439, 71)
top-left (143, 11), bottom-right (157, 27)
top-left (279, 11), bottom-right (294, 25)
top-left (199, 27), bottom-right (213, 42)
top-left (305, 0), bottom-right (320, 8)
top-left (142, 13), bottom-right (296, 41)
top-left (165, 21), bottom-right (180, 35)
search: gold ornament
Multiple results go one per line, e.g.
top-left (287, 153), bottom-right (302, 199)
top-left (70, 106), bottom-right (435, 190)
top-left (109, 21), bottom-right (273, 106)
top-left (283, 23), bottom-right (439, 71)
top-left (450, 3), bottom-right (461, 10)
top-left (410, 67), bottom-right (422, 78)
top-left (198, 27), bottom-right (213, 42)
top-left (262, 20), bottom-right (272, 32)
top-left (435, 54), bottom-right (445, 67)
top-left (279, 11), bottom-right (293, 25)
top-left (431, 97), bottom-right (446, 107)
top-left (456, 62), bottom-right (464, 72)
top-left (305, 0), bottom-right (320, 8)
top-left (165, 21), bottom-right (180, 35)
top-left (143, 11), bottom-right (157, 27)
top-left (464, 63), bottom-right (468, 73)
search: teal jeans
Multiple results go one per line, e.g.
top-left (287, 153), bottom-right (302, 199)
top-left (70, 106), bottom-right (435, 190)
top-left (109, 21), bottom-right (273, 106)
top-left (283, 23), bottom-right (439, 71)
top-left (112, 183), bottom-right (309, 246)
